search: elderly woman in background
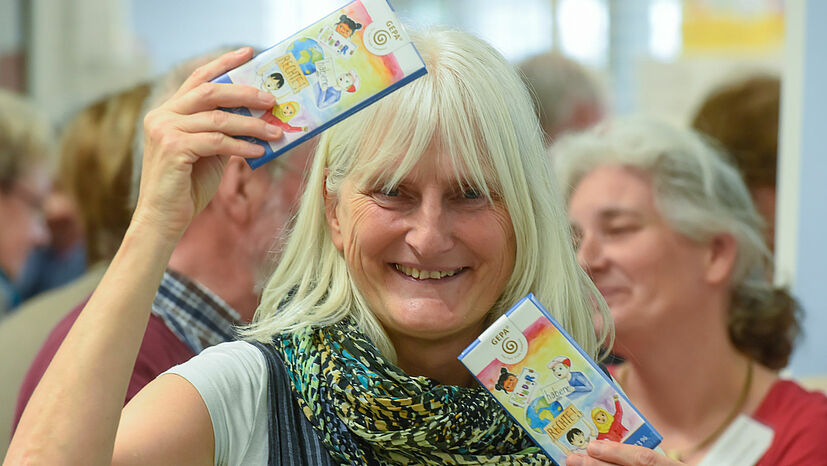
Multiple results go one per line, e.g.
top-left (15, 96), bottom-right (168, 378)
top-left (9, 29), bottom-right (610, 464)
top-left (0, 90), bottom-right (53, 314)
top-left (553, 117), bottom-right (827, 465)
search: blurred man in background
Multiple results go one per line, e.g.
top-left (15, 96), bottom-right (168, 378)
top-left (519, 51), bottom-right (606, 146)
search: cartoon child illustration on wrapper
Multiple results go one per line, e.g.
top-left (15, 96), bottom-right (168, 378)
top-left (556, 423), bottom-right (599, 455)
top-left (314, 68), bottom-right (360, 109)
top-left (543, 356), bottom-right (593, 405)
top-left (334, 14), bottom-right (362, 39)
top-left (495, 368), bottom-right (518, 393)
top-left (592, 395), bottom-right (629, 441)
top-left (259, 71), bottom-right (292, 101)
top-left (261, 101), bottom-right (306, 133)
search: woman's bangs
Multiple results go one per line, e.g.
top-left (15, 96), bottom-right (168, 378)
top-left (435, 68), bottom-right (502, 202)
top-left (346, 71), bottom-right (440, 191)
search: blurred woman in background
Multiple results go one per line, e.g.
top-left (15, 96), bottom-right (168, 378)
top-left (554, 117), bottom-right (827, 465)
top-left (0, 90), bottom-right (53, 315)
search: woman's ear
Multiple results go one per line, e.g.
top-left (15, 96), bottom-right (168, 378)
top-left (323, 169), bottom-right (344, 251)
top-left (214, 158), bottom-right (259, 227)
top-left (705, 232), bottom-right (738, 285)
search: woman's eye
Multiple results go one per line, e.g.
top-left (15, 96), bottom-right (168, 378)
top-left (463, 188), bottom-right (482, 199)
top-left (606, 224), bottom-right (638, 236)
top-left (380, 187), bottom-right (400, 197)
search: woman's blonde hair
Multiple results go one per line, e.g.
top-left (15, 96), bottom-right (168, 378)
top-left (243, 28), bottom-right (611, 362)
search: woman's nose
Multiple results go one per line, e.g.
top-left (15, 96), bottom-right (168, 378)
top-left (405, 195), bottom-right (454, 256)
top-left (576, 232), bottom-right (607, 276)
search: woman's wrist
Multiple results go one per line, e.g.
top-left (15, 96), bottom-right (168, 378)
top-left (122, 215), bottom-right (182, 263)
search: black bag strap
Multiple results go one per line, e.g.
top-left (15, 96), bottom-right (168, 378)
top-left (251, 341), bottom-right (336, 466)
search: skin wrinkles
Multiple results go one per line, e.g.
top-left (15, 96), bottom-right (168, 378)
top-left (327, 148), bottom-right (516, 371)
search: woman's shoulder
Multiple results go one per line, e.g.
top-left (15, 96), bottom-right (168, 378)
top-left (164, 340), bottom-right (269, 404)
top-left (757, 378), bottom-right (827, 417)
top-left (753, 379), bottom-right (827, 465)
top-left (164, 340), bottom-right (270, 465)
top-left (168, 340), bottom-right (264, 374)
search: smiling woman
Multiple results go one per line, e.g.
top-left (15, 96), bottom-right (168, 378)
top-left (246, 28), bottom-right (609, 366)
top-left (8, 28), bottom-right (610, 465)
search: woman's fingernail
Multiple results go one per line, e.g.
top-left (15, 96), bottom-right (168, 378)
top-left (235, 46), bottom-right (250, 55)
top-left (566, 454), bottom-right (584, 465)
top-left (259, 91), bottom-right (275, 103)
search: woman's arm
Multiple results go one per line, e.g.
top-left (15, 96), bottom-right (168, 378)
top-left (5, 47), bottom-right (281, 465)
top-left (113, 374), bottom-right (216, 465)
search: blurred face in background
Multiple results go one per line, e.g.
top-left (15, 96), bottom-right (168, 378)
top-left (42, 189), bottom-right (84, 254)
top-left (0, 168), bottom-right (51, 279)
top-left (248, 144), bottom-right (314, 288)
top-left (567, 165), bottom-right (709, 350)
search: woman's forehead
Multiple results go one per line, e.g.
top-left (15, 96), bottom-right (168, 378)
top-left (352, 144), bottom-right (495, 190)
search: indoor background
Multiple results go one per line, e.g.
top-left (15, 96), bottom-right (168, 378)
top-left (1, 0), bottom-right (823, 377)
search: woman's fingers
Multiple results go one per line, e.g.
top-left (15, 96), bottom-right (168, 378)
top-left (173, 47), bottom-right (255, 98)
top-left (566, 441), bottom-right (677, 466)
top-left (176, 110), bottom-right (283, 141)
top-left (182, 131), bottom-right (267, 159)
top-left (168, 82), bottom-right (275, 115)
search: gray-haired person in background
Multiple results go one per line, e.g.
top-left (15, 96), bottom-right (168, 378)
top-left (519, 51), bottom-right (606, 146)
top-left (0, 90), bottom-right (54, 315)
top-left (553, 116), bottom-right (826, 465)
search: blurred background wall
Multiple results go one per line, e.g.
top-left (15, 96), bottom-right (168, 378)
top-left (1, 0), bottom-right (823, 376)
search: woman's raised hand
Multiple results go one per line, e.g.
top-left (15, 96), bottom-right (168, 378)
top-left (133, 47), bottom-right (282, 242)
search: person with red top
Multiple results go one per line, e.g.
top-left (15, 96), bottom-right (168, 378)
top-left (553, 117), bottom-right (827, 465)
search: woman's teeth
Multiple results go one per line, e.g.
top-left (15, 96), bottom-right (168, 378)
top-left (394, 264), bottom-right (462, 280)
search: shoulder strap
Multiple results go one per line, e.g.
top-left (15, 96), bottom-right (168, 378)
top-left (251, 341), bottom-right (337, 466)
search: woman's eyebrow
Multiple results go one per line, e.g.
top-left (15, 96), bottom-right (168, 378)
top-left (597, 207), bottom-right (643, 221)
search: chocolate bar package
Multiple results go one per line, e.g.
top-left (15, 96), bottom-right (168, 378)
top-left (213, 0), bottom-right (426, 168)
top-left (459, 294), bottom-right (662, 463)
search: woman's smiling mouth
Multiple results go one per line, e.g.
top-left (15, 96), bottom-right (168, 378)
top-left (393, 263), bottom-right (465, 280)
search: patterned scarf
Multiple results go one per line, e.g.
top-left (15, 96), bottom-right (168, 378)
top-left (271, 319), bottom-right (553, 465)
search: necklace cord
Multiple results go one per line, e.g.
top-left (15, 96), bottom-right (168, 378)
top-left (617, 360), bottom-right (754, 462)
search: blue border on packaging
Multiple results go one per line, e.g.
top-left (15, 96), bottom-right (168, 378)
top-left (250, 66), bottom-right (426, 169)
top-left (209, 0), bottom-right (427, 170)
top-left (458, 293), bottom-right (662, 461)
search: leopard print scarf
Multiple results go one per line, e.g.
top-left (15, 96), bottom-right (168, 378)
top-left (271, 319), bottom-right (552, 465)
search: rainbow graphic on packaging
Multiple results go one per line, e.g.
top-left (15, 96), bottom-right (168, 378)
top-left (458, 294), bottom-right (662, 463)
top-left (212, 0), bottom-right (427, 169)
